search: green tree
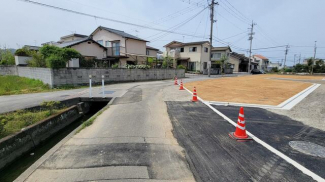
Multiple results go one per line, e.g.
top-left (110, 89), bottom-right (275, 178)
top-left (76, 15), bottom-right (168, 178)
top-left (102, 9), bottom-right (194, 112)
top-left (0, 49), bottom-right (15, 65)
top-left (27, 51), bottom-right (46, 67)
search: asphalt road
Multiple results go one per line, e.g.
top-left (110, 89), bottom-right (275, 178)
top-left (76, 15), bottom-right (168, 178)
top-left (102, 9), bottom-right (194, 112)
top-left (214, 105), bottom-right (325, 179)
top-left (167, 102), bottom-right (316, 182)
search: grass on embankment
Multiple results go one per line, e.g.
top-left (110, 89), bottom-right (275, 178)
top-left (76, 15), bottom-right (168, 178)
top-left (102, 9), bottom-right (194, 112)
top-left (0, 101), bottom-right (66, 139)
top-left (0, 75), bottom-right (84, 96)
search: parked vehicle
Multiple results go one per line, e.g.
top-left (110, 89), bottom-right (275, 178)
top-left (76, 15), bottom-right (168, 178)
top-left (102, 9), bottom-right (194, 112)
top-left (251, 69), bottom-right (265, 74)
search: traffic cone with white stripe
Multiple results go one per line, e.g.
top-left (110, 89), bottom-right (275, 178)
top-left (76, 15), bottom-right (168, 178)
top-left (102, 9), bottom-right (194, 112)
top-left (174, 77), bottom-right (178, 85)
top-left (229, 107), bottom-right (252, 141)
top-left (179, 80), bottom-right (184, 90)
top-left (191, 87), bottom-right (198, 102)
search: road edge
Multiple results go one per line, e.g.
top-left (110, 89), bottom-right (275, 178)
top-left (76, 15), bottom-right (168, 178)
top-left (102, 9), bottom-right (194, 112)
top-left (14, 97), bottom-right (116, 182)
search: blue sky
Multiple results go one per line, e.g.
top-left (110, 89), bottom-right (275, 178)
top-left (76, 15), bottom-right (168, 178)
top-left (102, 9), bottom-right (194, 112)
top-left (1, 0), bottom-right (325, 65)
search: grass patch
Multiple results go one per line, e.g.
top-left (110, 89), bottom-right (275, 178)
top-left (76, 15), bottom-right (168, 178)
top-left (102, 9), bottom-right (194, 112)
top-left (0, 75), bottom-right (85, 96)
top-left (77, 107), bottom-right (108, 133)
top-left (0, 101), bottom-right (66, 139)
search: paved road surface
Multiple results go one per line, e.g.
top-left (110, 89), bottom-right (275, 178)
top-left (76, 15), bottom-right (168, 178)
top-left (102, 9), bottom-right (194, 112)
top-left (167, 102), bottom-right (317, 181)
top-left (16, 80), bottom-right (198, 181)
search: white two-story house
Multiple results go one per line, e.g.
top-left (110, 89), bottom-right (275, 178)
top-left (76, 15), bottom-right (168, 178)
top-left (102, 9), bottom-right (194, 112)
top-left (163, 41), bottom-right (210, 72)
top-left (90, 26), bottom-right (157, 67)
top-left (252, 55), bottom-right (269, 71)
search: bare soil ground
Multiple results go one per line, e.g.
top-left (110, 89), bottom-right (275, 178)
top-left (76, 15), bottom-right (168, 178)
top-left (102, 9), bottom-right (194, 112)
top-left (265, 74), bottom-right (324, 80)
top-left (184, 75), bottom-right (313, 105)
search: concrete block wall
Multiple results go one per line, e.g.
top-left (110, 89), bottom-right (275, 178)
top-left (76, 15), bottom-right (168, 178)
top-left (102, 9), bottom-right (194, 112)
top-left (0, 66), bottom-right (185, 87)
top-left (17, 67), bottom-right (53, 86)
top-left (52, 68), bottom-right (185, 87)
top-left (0, 66), bottom-right (17, 76)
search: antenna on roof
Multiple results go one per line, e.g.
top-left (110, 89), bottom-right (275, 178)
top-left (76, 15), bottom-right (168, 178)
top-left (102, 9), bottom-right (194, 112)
top-left (135, 30), bottom-right (139, 37)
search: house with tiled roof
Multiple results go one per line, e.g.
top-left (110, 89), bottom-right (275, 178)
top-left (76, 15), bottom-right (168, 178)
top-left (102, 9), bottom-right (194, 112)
top-left (252, 54), bottom-right (269, 71)
top-left (90, 26), bottom-right (157, 67)
top-left (163, 41), bottom-right (210, 71)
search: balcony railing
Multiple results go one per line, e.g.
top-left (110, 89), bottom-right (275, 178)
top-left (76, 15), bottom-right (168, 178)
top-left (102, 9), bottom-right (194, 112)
top-left (168, 50), bottom-right (180, 58)
top-left (107, 46), bottom-right (126, 56)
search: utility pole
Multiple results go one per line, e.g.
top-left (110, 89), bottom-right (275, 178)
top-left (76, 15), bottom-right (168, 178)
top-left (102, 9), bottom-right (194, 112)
top-left (299, 54), bottom-right (301, 64)
top-left (293, 54), bottom-right (296, 66)
top-left (283, 45), bottom-right (289, 68)
top-left (208, 0), bottom-right (218, 77)
top-left (311, 41), bottom-right (317, 75)
top-left (248, 21), bottom-right (256, 73)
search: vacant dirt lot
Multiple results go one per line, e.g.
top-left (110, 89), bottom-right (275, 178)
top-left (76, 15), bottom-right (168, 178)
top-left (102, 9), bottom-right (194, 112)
top-left (265, 74), bottom-right (324, 80)
top-left (184, 75), bottom-right (313, 105)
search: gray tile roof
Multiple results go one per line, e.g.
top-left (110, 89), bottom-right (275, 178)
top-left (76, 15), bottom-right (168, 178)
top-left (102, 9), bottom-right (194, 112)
top-left (99, 26), bottom-right (148, 42)
top-left (56, 37), bottom-right (89, 48)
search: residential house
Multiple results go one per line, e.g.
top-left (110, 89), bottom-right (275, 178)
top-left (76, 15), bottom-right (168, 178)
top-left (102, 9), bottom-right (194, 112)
top-left (56, 36), bottom-right (107, 60)
top-left (43, 34), bottom-right (107, 60)
top-left (252, 55), bottom-right (269, 71)
top-left (90, 26), bottom-right (156, 67)
top-left (228, 52), bottom-right (249, 72)
top-left (267, 62), bottom-right (282, 71)
top-left (211, 46), bottom-right (231, 68)
top-left (302, 58), bottom-right (323, 65)
top-left (163, 41), bottom-right (210, 71)
top-left (146, 46), bottom-right (159, 58)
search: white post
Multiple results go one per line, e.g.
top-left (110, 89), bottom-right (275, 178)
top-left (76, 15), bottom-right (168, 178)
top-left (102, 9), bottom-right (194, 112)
top-left (89, 75), bottom-right (92, 98)
top-left (102, 75), bottom-right (105, 98)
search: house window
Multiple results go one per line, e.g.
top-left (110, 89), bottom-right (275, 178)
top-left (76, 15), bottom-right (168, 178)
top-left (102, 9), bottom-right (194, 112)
top-left (105, 41), bottom-right (110, 47)
top-left (97, 40), bottom-right (103, 45)
top-left (146, 50), bottom-right (149, 55)
top-left (211, 53), bottom-right (222, 59)
top-left (189, 47), bottom-right (197, 52)
top-left (180, 47), bottom-right (184, 52)
top-left (204, 47), bottom-right (208, 52)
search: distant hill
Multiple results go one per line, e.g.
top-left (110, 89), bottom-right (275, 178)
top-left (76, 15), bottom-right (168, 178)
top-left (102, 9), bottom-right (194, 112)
top-left (0, 48), bottom-right (16, 54)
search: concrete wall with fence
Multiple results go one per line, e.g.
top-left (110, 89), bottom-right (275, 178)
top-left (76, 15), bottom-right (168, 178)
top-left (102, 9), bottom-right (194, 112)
top-left (0, 66), bottom-right (185, 88)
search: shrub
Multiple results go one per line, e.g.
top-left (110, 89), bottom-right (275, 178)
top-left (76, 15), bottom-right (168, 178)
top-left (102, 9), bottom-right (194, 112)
top-left (177, 65), bottom-right (186, 69)
top-left (112, 63), bottom-right (119, 69)
top-left (39, 45), bottom-right (62, 58)
top-left (46, 55), bottom-right (66, 68)
top-left (136, 65), bottom-right (150, 69)
top-left (80, 58), bottom-right (95, 68)
top-left (61, 48), bottom-right (82, 61)
top-left (284, 68), bottom-right (292, 72)
top-left (14, 48), bottom-right (30, 56)
top-left (271, 67), bottom-right (279, 73)
top-left (27, 51), bottom-right (46, 67)
top-left (0, 49), bottom-right (15, 65)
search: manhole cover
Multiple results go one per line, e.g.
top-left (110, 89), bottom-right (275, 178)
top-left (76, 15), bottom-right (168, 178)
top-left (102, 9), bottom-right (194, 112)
top-left (99, 91), bottom-right (115, 94)
top-left (289, 141), bottom-right (325, 158)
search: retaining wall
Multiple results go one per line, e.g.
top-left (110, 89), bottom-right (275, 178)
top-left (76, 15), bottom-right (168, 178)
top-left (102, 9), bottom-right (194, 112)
top-left (17, 67), bottom-right (53, 86)
top-left (0, 105), bottom-right (82, 170)
top-left (0, 66), bottom-right (185, 88)
top-left (52, 68), bottom-right (185, 86)
top-left (0, 66), bottom-right (17, 75)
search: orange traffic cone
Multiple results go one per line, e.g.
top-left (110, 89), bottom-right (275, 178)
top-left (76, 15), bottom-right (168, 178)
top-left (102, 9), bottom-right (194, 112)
top-left (174, 77), bottom-right (178, 85)
top-left (229, 107), bottom-right (252, 141)
top-left (179, 80), bottom-right (184, 90)
top-left (192, 87), bottom-right (198, 102)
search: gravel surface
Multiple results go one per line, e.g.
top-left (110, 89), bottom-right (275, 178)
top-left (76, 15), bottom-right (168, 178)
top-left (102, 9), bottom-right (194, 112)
top-left (269, 84), bottom-right (325, 131)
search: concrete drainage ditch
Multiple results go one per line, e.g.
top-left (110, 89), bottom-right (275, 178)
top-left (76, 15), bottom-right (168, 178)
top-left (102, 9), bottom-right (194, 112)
top-left (0, 97), bottom-right (111, 182)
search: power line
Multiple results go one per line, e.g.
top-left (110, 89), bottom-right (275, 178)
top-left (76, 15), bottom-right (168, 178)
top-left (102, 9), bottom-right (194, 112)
top-left (223, 0), bottom-right (250, 21)
top-left (252, 45), bottom-right (287, 50)
top-left (149, 7), bottom-right (208, 42)
top-left (219, 0), bottom-right (250, 24)
top-left (19, 0), bottom-right (211, 41)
